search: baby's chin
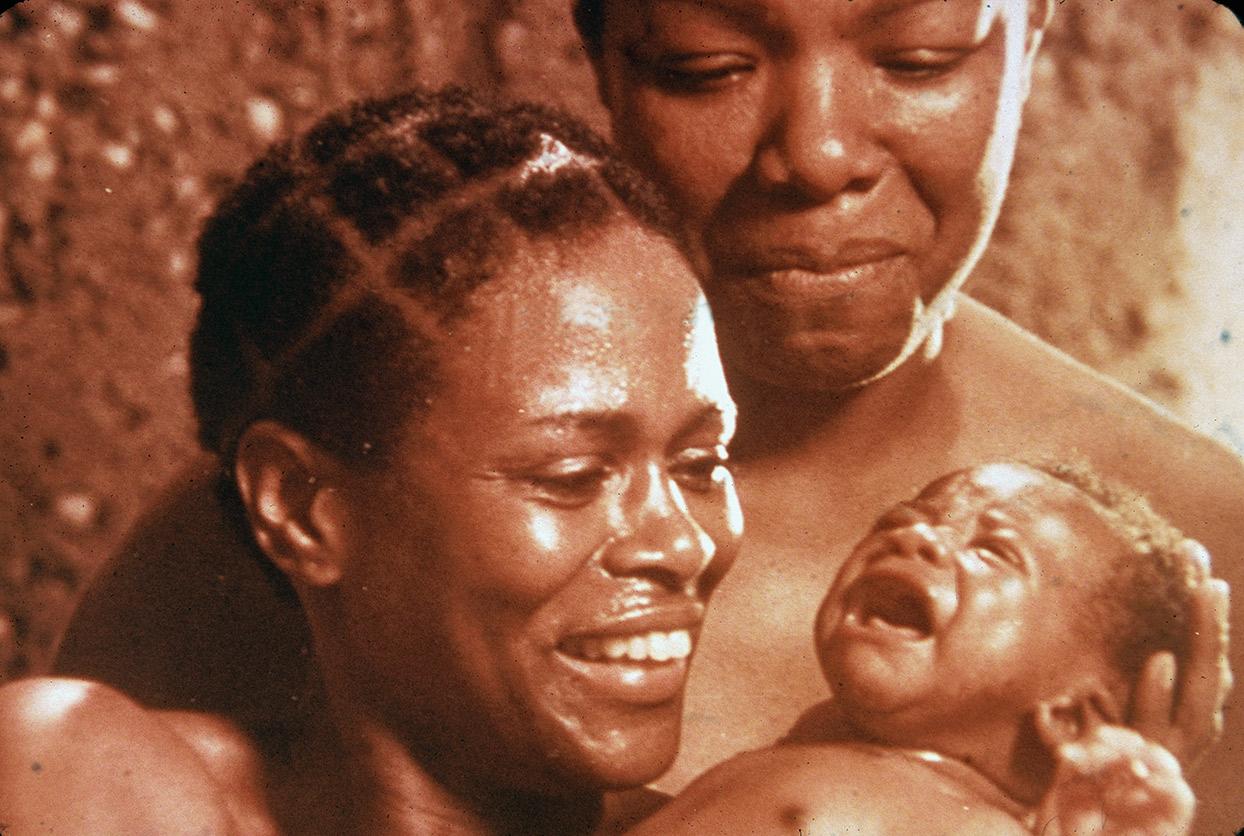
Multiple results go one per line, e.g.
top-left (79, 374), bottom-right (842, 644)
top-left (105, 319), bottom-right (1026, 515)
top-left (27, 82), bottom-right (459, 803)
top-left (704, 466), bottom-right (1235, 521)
top-left (820, 646), bottom-right (930, 726)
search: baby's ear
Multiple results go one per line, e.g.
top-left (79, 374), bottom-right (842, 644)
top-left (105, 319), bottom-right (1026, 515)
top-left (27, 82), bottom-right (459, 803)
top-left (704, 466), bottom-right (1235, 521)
top-left (233, 420), bottom-right (352, 588)
top-left (1035, 687), bottom-right (1124, 750)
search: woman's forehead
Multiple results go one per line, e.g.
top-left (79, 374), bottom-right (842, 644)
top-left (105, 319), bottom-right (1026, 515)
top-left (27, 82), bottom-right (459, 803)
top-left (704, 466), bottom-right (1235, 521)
top-left (471, 224), bottom-right (701, 330)
top-left (618, 0), bottom-right (1014, 29)
top-left (427, 226), bottom-right (713, 402)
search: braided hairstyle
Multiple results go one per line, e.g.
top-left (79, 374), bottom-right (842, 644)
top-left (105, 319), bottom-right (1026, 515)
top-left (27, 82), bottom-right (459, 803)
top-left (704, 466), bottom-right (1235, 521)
top-left (1031, 462), bottom-right (1205, 683)
top-left (191, 86), bottom-right (688, 471)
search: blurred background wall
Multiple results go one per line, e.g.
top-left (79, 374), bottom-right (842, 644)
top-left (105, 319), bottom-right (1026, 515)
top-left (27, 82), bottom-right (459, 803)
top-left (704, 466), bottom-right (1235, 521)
top-left (0, 0), bottom-right (1241, 679)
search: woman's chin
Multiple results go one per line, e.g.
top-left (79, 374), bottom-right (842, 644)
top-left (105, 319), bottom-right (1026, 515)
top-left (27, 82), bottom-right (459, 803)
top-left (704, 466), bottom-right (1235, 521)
top-left (557, 715), bottom-right (682, 791)
top-left (720, 324), bottom-right (914, 394)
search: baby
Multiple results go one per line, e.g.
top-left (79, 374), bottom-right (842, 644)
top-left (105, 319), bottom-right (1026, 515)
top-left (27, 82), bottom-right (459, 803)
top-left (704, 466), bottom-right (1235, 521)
top-left (629, 461), bottom-right (1216, 834)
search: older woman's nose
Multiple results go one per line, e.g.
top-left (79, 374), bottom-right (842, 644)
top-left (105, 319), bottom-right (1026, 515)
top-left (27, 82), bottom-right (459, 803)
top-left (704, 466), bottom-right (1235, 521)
top-left (887, 522), bottom-right (951, 565)
top-left (602, 465), bottom-right (716, 591)
top-left (754, 57), bottom-right (885, 201)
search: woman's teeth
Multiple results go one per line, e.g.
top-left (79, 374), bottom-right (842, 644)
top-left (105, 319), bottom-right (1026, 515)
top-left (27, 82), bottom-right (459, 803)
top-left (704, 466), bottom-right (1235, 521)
top-left (564, 630), bottom-right (693, 663)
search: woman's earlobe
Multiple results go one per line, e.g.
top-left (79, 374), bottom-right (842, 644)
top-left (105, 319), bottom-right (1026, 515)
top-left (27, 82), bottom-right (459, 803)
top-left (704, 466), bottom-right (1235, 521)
top-left (234, 421), bottom-right (349, 588)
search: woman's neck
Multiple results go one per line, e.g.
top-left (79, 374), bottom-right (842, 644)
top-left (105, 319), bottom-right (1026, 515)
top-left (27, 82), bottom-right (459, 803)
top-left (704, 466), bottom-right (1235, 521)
top-left (726, 337), bottom-right (950, 465)
top-left (321, 706), bottom-right (603, 836)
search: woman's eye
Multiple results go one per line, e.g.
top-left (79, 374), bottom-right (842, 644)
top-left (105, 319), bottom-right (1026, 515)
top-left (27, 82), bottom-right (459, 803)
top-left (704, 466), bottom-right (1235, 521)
top-left (671, 446), bottom-right (732, 492)
top-left (878, 48), bottom-right (969, 80)
top-left (522, 464), bottom-right (611, 508)
top-left (632, 50), bottom-right (755, 93)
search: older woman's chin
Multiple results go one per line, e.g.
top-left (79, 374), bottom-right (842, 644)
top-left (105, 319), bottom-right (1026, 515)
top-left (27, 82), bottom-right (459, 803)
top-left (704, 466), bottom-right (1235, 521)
top-left (712, 301), bottom-right (918, 392)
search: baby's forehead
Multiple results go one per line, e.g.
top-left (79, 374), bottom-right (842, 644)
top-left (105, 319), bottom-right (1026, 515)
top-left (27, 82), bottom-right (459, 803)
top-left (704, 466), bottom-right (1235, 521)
top-left (915, 464), bottom-right (1104, 534)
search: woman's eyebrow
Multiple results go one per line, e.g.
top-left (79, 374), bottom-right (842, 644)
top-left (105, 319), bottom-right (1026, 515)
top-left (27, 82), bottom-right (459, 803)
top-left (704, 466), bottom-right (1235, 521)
top-left (672, 403), bottom-right (735, 444)
top-left (861, 0), bottom-right (980, 24)
top-left (874, 502), bottom-right (926, 527)
top-left (526, 410), bottom-right (634, 435)
top-left (646, 0), bottom-right (785, 38)
top-left (979, 508), bottom-right (1017, 528)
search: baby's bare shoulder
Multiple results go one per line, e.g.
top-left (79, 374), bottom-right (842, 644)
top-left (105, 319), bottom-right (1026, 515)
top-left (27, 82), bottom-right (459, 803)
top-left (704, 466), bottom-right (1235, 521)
top-left (631, 745), bottom-right (1028, 835)
top-left (0, 677), bottom-right (239, 834)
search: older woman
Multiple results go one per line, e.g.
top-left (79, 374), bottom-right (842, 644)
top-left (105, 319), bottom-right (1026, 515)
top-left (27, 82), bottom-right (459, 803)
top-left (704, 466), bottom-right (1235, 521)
top-left (2, 88), bottom-right (742, 833)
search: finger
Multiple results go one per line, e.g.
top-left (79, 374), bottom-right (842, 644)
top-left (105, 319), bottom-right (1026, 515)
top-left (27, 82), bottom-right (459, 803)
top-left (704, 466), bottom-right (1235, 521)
top-left (1130, 651), bottom-right (1177, 747)
top-left (1176, 538), bottom-right (1212, 579)
top-left (1173, 580), bottom-right (1231, 759)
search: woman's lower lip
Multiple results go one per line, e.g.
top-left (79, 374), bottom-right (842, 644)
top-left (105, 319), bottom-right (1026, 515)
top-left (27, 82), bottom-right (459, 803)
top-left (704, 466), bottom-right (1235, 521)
top-left (731, 255), bottom-right (909, 302)
top-left (553, 650), bottom-right (691, 707)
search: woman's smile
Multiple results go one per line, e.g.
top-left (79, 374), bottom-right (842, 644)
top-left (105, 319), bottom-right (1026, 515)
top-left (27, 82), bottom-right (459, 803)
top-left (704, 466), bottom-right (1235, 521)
top-left (338, 223), bottom-right (741, 791)
top-left (554, 601), bottom-right (705, 706)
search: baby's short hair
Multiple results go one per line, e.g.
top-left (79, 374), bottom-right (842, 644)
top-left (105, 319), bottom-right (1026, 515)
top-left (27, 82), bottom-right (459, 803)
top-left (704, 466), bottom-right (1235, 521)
top-left (1031, 461), bottom-right (1205, 683)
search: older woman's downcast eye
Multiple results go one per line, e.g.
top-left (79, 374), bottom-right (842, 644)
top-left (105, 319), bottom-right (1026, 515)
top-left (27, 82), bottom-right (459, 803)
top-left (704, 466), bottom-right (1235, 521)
top-left (876, 47), bottom-right (973, 81)
top-left (670, 445), bottom-right (733, 493)
top-left (629, 48), bottom-right (757, 94)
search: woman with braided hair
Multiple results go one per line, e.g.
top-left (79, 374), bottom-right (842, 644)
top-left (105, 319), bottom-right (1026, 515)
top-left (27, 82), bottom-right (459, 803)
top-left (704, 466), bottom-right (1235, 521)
top-left (0, 88), bottom-right (743, 834)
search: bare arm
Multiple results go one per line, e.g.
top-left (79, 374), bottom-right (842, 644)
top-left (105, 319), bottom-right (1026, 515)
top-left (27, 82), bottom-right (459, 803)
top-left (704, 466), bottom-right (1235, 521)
top-left (0, 677), bottom-right (236, 834)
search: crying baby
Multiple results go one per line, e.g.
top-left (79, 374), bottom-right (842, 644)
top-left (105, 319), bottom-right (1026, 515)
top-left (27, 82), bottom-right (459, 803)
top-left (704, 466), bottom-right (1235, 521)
top-left (630, 461), bottom-right (1216, 835)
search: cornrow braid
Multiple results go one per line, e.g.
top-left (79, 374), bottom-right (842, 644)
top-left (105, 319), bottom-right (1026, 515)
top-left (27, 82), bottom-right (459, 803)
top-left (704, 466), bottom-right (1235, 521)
top-left (191, 85), bottom-right (690, 470)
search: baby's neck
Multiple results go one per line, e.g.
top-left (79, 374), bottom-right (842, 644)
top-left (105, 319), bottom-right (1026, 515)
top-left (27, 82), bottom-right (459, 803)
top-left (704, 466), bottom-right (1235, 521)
top-left (875, 745), bottom-right (1035, 825)
top-left (785, 698), bottom-right (1049, 813)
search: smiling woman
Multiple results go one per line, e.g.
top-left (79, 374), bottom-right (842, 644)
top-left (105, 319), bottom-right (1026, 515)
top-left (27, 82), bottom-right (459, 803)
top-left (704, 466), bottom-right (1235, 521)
top-left (0, 87), bottom-right (741, 834)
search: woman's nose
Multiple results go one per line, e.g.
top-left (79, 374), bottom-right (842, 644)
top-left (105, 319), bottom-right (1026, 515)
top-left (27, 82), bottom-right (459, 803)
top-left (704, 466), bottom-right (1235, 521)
top-left (602, 464), bottom-right (716, 592)
top-left (888, 522), bottom-right (951, 565)
top-left (754, 57), bottom-right (885, 201)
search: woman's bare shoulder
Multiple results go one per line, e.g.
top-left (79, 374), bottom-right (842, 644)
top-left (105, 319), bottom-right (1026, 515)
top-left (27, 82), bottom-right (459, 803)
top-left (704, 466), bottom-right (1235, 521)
top-left (950, 297), bottom-right (1244, 536)
top-left (0, 677), bottom-right (241, 834)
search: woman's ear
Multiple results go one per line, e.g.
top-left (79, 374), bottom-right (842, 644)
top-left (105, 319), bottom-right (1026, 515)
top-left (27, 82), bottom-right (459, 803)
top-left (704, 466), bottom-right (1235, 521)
top-left (1035, 686), bottom-right (1124, 751)
top-left (234, 421), bottom-right (351, 588)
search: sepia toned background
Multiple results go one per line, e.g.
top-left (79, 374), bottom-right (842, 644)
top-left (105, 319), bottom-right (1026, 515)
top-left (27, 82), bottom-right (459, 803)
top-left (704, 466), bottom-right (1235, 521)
top-left (0, 0), bottom-right (1241, 681)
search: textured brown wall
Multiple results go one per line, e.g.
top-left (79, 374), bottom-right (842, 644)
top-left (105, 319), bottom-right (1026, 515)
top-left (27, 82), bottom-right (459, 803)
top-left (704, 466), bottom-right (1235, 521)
top-left (0, 0), bottom-right (1240, 678)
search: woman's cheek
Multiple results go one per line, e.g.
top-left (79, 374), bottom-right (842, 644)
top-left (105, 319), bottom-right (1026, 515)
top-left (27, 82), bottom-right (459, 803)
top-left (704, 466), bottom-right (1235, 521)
top-left (623, 90), bottom-right (758, 228)
top-left (466, 506), bottom-right (608, 603)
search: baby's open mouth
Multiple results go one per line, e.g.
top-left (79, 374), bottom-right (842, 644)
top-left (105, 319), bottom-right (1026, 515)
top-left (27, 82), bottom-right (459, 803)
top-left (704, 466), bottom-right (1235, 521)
top-left (559, 629), bottom-right (693, 663)
top-left (847, 574), bottom-right (935, 639)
